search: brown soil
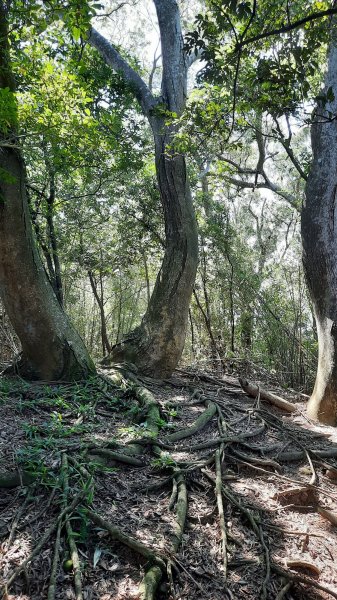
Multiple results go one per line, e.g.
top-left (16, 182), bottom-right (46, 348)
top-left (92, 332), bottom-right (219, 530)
top-left (0, 367), bottom-right (337, 600)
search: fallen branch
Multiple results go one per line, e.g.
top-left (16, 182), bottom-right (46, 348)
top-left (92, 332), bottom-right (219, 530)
top-left (239, 378), bottom-right (296, 413)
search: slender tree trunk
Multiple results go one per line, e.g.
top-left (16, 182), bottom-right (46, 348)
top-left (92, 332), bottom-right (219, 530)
top-left (45, 169), bottom-right (64, 307)
top-left (0, 5), bottom-right (94, 380)
top-left (302, 30), bottom-right (337, 424)
top-left (90, 0), bottom-right (198, 377)
top-left (88, 270), bottom-right (111, 356)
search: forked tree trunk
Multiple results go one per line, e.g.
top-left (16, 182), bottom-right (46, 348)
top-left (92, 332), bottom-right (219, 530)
top-left (89, 0), bottom-right (198, 377)
top-left (0, 5), bottom-right (95, 380)
top-left (302, 31), bottom-right (337, 425)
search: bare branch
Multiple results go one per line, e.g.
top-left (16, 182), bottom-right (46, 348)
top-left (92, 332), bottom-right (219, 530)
top-left (88, 27), bottom-right (157, 117)
top-left (237, 7), bottom-right (337, 50)
top-left (273, 117), bottom-right (308, 181)
top-left (148, 41), bottom-right (161, 92)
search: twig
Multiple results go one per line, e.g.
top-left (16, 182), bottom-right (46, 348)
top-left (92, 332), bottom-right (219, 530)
top-left (233, 459), bottom-right (337, 502)
top-left (215, 450), bottom-right (227, 577)
top-left (168, 476), bottom-right (178, 510)
top-left (305, 449), bottom-right (317, 485)
top-left (6, 490), bottom-right (32, 547)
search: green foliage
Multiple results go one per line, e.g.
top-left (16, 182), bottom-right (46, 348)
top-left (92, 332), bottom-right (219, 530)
top-left (185, 0), bottom-right (330, 121)
top-left (151, 453), bottom-right (177, 469)
top-left (0, 87), bottom-right (17, 133)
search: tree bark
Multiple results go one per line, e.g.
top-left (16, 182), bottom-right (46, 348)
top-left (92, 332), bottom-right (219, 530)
top-left (302, 28), bottom-right (337, 424)
top-left (0, 4), bottom-right (95, 380)
top-left (89, 0), bottom-right (198, 377)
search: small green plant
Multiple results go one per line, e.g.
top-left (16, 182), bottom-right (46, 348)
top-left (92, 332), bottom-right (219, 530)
top-left (151, 452), bottom-right (177, 469)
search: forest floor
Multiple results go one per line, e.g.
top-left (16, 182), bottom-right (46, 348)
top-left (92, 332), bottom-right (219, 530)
top-left (1, 366), bottom-right (337, 600)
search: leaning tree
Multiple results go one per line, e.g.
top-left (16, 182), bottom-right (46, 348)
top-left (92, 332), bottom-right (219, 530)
top-left (88, 0), bottom-right (199, 378)
top-left (0, 2), bottom-right (95, 380)
top-left (302, 21), bottom-right (337, 425)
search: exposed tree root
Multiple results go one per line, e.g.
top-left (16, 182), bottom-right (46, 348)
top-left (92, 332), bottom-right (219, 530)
top-left (62, 454), bottom-right (83, 600)
top-left (139, 471), bottom-right (188, 600)
top-left (47, 518), bottom-right (62, 600)
top-left (6, 490), bottom-right (32, 548)
top-left (271, 563), bottom-right (337, 599)
top-left (88, 448), bottom-right (144, 466)
top-left (2, 370), bottom-right (337, 599)
top-left (215, 449), bottom-right (227, 577)
top-left (86, 509), bottom-right (166, 570)
top-left (163, 401), bottom-right (217, 443)
top-left (1, 489), bottom-right (85, 598)
top-left (0, 470), bottom-right (36, 488)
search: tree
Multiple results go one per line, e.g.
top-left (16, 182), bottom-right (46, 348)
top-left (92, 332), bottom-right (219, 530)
top-left (302, 24), bottom-right (337, 424)
top-left (88, 0), bottom-right (199, 377)
top-left (185, 0), bottom-right (337, 421)
top-left (0, 2), bottom-right (95, 380)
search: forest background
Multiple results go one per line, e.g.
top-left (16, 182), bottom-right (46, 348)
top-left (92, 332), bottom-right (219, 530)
top-left (0, 0), bottom-right (329, 394)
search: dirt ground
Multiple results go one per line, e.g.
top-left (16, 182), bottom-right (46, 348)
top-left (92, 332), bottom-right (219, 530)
top-left (1, 367), bottom-right (337, 600)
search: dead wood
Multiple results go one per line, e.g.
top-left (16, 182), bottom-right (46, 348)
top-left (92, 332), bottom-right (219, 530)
top-left (239, 378), bottom-right (297, 413)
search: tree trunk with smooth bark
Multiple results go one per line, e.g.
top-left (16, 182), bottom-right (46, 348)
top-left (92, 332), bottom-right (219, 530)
top-left (89, 0), bottom-right (198, 377)
top-left (0, 4), bottom-right (95, 380)
top-left (302, 29), bottom-right (337, 425)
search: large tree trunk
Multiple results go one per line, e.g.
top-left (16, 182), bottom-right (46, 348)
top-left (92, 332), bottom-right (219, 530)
top-left (302, 33), bottom-right (337, 425)
top-left (0, 4), bottom-right (95, 380)
top-left (90, 0), bottom-right (198, 377)
top-left (109, 124), bottom-right (198, 376)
